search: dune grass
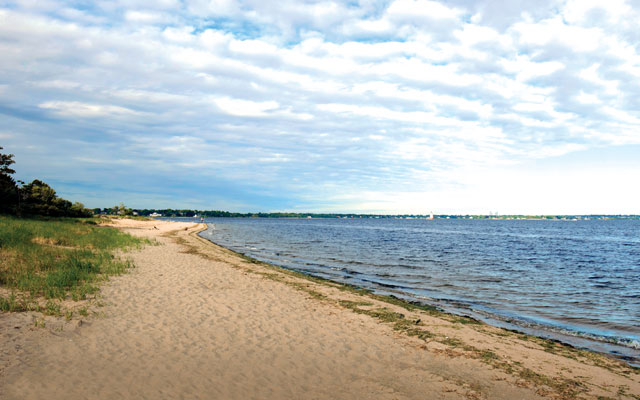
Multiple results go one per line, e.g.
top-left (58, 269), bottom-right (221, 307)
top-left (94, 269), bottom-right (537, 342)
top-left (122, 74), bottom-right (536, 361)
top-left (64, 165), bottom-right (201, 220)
top-left (0, 215), bottom-right (146, 311)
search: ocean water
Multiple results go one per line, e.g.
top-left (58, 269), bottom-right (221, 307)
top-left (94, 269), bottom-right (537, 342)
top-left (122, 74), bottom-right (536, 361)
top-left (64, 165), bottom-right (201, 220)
top-left (196, 218), bottom-right (640, 364)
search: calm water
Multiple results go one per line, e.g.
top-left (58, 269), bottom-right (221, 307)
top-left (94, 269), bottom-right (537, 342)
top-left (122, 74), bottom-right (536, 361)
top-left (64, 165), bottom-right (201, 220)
top-left (195, 218), bottom-right (640, 364)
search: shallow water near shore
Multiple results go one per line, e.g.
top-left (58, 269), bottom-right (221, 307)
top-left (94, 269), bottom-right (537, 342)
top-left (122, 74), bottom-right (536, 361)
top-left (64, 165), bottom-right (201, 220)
top-left (188, 217), bottom-right (640, 365)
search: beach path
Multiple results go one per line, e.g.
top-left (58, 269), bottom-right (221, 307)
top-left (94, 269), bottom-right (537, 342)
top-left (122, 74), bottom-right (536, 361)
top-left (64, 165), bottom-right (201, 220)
top-left (1, 220), bottom-right (637, 399)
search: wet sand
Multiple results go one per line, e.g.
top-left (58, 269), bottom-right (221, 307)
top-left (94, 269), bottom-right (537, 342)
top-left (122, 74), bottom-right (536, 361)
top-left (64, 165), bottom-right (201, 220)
top-left (1, 219), bottom-right (638, 399)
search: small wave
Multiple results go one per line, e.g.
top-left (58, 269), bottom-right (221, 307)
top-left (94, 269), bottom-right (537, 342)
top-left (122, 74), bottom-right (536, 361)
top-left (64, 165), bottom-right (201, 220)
top-left (555, 329), bottom-right (640, 351)
top-left (345, 269), bottom-right (360, 275)
top-left (470, 309), bottom-right (640, 352)
top-left (360, 278), bottom-right (408, 290)
top-left (624, 339), bottom-right (640, 350)
top-left (593, 282), bottom-right (619, 289)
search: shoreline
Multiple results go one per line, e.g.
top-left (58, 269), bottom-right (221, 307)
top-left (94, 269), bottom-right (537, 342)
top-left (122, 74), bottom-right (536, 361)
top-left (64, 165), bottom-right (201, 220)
top-left (1, 219), bottom-right (638, 399)
top-left (199, 228), bottom-right (640, 366)
top-left (191, 217), bottom-right (640, 367)
top-left (182, 221), bottom-right (640, 397)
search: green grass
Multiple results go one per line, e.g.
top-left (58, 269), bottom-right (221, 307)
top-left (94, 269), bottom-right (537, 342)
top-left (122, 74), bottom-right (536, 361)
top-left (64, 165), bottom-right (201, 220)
top-left (0, 215), bottom-right (146, 307)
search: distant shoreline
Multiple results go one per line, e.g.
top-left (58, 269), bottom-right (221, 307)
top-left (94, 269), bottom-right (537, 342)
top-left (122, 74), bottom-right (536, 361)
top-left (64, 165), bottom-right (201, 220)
top-left (146, 214), bottom-right (640, 220)
top-left (90, 206), bottom-right (640, 220)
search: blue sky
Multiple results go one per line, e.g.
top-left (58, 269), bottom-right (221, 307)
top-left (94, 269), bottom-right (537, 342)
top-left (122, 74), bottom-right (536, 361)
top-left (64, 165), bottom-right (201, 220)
top-left (1, 0), bottom-right (639, 214)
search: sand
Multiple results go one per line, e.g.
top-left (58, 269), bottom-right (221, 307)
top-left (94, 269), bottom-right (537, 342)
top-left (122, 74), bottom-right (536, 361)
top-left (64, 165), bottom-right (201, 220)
top-left (1, 219), bottom-right (638, 399)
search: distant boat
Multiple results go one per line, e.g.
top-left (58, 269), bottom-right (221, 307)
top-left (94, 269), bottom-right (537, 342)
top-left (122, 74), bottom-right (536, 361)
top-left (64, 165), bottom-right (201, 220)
top-left (149, 212), bottom-right (162, 217)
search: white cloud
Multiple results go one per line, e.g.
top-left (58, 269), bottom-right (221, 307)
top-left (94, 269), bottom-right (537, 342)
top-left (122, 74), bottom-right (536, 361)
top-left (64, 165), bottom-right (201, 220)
top-left (371, 58), bottom-right (482, 87)
top-left (125, 10), bottom-right (170, 24)
top-left (317, 103), bottom-right (458, 126)
top-left (454, 23), bottom-right (505, 46)
top-left (185, 0), bottom-right (239, 17)
top-left (386, 0), bottom-right (462, 21)
top-left (575, 91), bottom-right (601, 105)
top-left (163, 26), bottom-right (196, 42)
top-left (500, 56), bottom-right (565, 82)
top-left (213, 97), bottom-right (279, 117)
top-left (1, 0), bottom-right (640, 212)
top-left (513, 16), bottom-right (605, 52)
top-left (563, 0), bottom-right (632, 24)
top-left (229, 38), bottom-right (278, 55)
top-left (347, 17), bottom-right (394, 35)
top-left (39, 101), bottom-right (143, 117)
top-left (578, 64), bottom-right (620, 96)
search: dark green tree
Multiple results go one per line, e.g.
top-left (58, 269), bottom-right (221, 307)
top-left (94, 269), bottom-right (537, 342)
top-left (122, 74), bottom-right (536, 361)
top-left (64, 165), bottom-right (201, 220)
top-left (20, 179), bottom-right (61, 216)
top-left (0, 147), bottom-right (19, 214)
top-left (19, 180), bottom-right (89, 217)
top-left (0, 148), bottom-right (91, 217)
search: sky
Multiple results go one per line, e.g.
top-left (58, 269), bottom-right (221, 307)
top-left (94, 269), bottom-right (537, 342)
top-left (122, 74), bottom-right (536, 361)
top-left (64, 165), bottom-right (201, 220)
top-left (1, 0), bottom-right (639, 214)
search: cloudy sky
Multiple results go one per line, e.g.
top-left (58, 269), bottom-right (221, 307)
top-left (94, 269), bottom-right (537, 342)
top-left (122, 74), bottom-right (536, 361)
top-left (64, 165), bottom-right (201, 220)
top-left (1, 0), bottom-right (639, 214)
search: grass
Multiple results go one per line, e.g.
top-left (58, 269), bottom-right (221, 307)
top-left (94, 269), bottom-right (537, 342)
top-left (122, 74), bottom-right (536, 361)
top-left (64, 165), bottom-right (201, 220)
top-left (0, 215), bottom-right (146, 311)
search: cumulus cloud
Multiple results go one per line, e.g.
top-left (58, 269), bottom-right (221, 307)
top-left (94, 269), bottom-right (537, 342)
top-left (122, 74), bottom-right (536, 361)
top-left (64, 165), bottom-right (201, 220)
top-left (1, 0), bottom-right (639, 213)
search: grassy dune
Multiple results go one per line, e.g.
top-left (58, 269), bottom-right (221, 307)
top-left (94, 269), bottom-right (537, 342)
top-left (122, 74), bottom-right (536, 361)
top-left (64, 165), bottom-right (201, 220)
top-left (0, 216), bottom-right (145, 312)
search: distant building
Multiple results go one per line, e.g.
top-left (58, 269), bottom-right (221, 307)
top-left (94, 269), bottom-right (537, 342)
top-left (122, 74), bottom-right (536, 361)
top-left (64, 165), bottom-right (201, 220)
top-left (149, 212), bottom-right (162, 217)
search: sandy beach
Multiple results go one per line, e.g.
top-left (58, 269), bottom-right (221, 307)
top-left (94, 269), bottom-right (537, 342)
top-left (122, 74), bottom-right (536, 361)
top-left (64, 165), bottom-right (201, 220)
top-left (1, 219), bottom-right (638, 399)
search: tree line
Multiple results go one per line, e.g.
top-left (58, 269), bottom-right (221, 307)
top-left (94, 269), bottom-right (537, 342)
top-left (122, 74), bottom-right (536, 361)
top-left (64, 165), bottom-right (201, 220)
top-left (90, 208), bottom-right (315, 218)
top-left (0, 147), bottom-right (92, 218)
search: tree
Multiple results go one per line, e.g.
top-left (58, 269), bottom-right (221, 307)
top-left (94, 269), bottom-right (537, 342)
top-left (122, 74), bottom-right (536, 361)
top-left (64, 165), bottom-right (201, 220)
top-left (0, 147), bottom-right (18, 214)
top-left (70, 201), bottom-right (92, 218)
top-left (19, 180), bottom-right (91, 217)
top-left (0, 147), bottom-right (16, 175)
top-left (20, 179), bottom-right (61, 216)
top-left (112, 202), bottom-right (132, 216)
top-left (0, 148), bottom-right (92, 217)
